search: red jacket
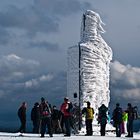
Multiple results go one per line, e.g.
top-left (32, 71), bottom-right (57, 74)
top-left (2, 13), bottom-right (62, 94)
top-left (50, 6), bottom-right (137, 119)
top-left (60, 102), bottom-right (71, 117)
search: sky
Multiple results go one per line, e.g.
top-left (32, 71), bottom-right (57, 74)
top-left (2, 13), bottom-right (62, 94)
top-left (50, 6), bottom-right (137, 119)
top-left (0, 0), bottom-right (140, 131)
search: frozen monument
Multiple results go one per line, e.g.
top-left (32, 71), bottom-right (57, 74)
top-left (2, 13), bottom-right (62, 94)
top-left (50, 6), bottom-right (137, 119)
top-left (67, 10), bottom-right (112, 114)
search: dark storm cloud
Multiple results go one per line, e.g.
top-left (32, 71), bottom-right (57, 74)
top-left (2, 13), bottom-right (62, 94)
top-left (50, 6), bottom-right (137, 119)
top-left (0, 54), bottom-right (39, 83)
top-left (30, 41), bottom-right (60, 51)
top-left (34, 0), bottom-right (91, 17)
top-left (0, 0), bottom-right (91, 35)
top-left (0, 54), bottom-right (66, 106)
top-left (1, 55), bottom-right (140, 110)
top-left (0, 5), bottom-right (59, 34)
top-left (0, 54), bottom-right (66, 131)
top-left (0, 26), bottom-right (9, 45)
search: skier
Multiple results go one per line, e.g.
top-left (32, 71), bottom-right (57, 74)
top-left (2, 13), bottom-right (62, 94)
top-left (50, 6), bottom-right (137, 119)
top-left (82, 101), bottom-right (94, 136)
top-left (98, 104), bottom-right (108, 136)
top-left (60, 97), bottom-right (73, 137)
top-left (17, 102), bottom-right (27, 133)
top-left (31, 102), bottom-right (40, 133)
top-left (39, 97), bottom-right (53, 137)
top-left (112, 103), bottom-right (123, 137)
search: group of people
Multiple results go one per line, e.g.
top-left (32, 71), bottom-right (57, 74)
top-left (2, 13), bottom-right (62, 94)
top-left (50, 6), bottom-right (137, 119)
top-left (112, 103), bottom-right (138, 138)
top-left (81, 101), bottom-right (138, 138)
top-left (17, 97), bottom-right (78, 137)
top-left (17, 97), bottom-right (138, 138)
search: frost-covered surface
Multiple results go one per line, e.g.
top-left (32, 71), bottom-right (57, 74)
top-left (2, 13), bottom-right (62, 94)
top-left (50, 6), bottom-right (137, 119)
top-left (67, 10), bottom-right (112, 113)
top-left (67, 46), bottom-right (79, 104)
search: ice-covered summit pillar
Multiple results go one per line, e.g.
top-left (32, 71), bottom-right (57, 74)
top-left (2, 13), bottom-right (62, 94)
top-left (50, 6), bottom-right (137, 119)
top-left (80, 10), bottom-right (105, 42)
top-left (67, 10), bottom-right (112, 114)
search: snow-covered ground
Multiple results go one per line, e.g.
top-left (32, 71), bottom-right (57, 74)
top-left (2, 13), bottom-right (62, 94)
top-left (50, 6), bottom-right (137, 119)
top-left (1, 123), bottom-right (140, 139)
top-left (0, 132), bottom-right (140, 140)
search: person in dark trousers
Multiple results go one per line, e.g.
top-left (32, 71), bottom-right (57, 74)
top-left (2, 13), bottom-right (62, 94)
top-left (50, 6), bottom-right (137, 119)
top-left (82, 101), bottom-right (94, 136)
top-left (39, 97), bottom-right (53, 137)
top-left (60, 97), bottom-right (73, 137)
top-left (125, 103), bottom-right (134, 137)
top-left (98, 104), bottom-right (108, 136)
top-left (60, 111), bottom-right (65, 133)
top-left (31, 102), bottom-right (40, 133)
top-left (17, 102), bottom-right (27, 133)
top-left (51, 105), bottom-right (62, 133)
top-left (112, 103), bottom-right (123, 137)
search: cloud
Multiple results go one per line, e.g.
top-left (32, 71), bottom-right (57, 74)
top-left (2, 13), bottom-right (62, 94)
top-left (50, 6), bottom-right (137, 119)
top-left (25, 74), bottom-right (54, 88)
top-left (110, 61), bottom-right (140, 89)
top-left (34, 0), bottom-right (91, 17)
top-left (0, 0), bottom-right (91, 35)
top-left (30, 41), bottom-right (60, 51)
top-left (0, 5), bottom-right (59, 34)
top-left (0, 54), bottom-right (66, 105)
top-left (0, 26), bottom-right (10, 45)
top-left (110, 61), bottom-right (140, 107)
top-left (0, 54), bottom-right (40, 83)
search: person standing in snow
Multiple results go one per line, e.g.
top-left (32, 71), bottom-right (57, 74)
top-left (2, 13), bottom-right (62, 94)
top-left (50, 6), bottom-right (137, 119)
top-left (51, 105), bottom-right (62, 133)
top-left (125, 103), bottom-right (134, 137)
top-left (82, 101), bottom-right (94, 136)
top-left (98, 104), bottom-right (108, 136)
top-left (39, 97), bottom-right (53, 137)
top-left (60, 97), bottom-right (73, 137)
top-left (112, 103), bottom-right (123, 137)
top-left (17, 102), bottom-right (27, 133)
top-left (31, 102), bottom-right (40, 133)
top-left (121, 111), bottom-right (128, 134)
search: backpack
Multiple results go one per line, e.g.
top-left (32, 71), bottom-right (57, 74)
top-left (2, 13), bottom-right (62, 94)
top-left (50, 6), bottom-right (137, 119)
top-left (98, 106), bottom-right (108, 124)
top-left (86, 107), bottom-right (94, 120)
top-left (99, 106), bottom-right (108, 118)
top-left (67, 102), bottom-right (73, 113)
top-left (132, 107), bottom-right (138, 120)
top-left (113, 107), bottom-right (123, 124)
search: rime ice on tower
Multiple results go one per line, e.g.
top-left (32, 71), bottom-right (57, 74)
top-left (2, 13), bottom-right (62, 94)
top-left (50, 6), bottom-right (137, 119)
top-left (67, 10), bottom-right (112, 113)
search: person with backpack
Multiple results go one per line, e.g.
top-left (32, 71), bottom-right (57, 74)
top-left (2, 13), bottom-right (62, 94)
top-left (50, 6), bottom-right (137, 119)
top-left (60, 97), bottom-right (73, 137)
top-left (133, 106), bottom-right (138, 120)
top-left (31, 102), bottom-right (40, 133)
top-left (98, 104), bottom-right (108, 136)
top-left (125, 103), bottom-right (134, 137)
top-left (17, 102), bottom-right (27, 133)
top-left (112, 103), bottom-right (123, 137)
top-left (82, 101), bottom-right (94, 136)
top-left (39, 97), bottom-right (53, 137)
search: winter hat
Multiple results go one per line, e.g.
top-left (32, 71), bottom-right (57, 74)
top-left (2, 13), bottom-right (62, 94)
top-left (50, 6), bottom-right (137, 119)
top-left (34, 102), bottom-right (39, 106)
top-left (116, 103), bottom-right (120, 107)
top-left (64, 97), bottom-right (69, 101)
top-left (41, 97), bottom-right (45, 102)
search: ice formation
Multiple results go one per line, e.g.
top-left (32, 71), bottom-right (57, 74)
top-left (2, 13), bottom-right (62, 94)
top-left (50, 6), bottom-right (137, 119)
top-left (67, 10), bottom-right (112, 113)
